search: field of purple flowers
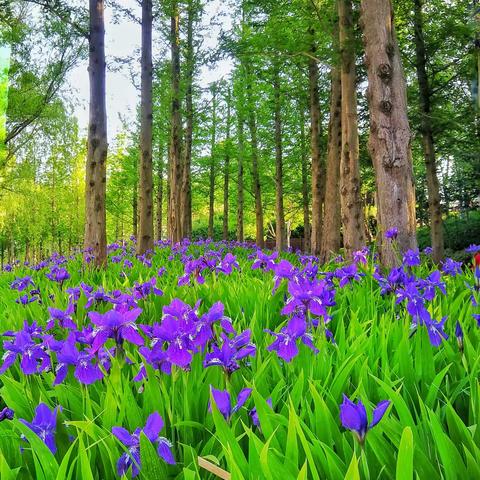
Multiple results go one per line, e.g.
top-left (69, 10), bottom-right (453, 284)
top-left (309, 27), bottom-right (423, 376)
top-left (0, 238), bottom-right (479, 479)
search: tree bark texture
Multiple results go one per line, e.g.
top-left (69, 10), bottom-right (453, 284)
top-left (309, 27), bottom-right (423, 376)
top-left (137, 0), bottom-right (154, 254)
top-left (321, 61), bottom-right (342, 262)
top-left (339, 0), bottom-right (365, 259)
top-left (181, 0), bottom-right (194, 239)
top-left (85, 0), bottom-right (108, 267)
top-left (361, 0), bottom-right (418, 267)
top-left (208, 85), bottom-right (217, 239)
top-left (273, 63), bottom-right (287, 251)
top-left (245, 64), bottom-right (264, 248)
top-left (223, 88), bottom-right (231, 241)
top-left (309, 31), bottom-right (324, 256)
top-left (168, 1), bottom-right (183, 244)
top-left (236, 111), bottom-right (245, 242)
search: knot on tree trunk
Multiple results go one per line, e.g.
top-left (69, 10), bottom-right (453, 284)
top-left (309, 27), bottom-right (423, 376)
top-left (379, 100), bottom-right (393, 114)
top-left (382, 154), bottom-right (402, 169)
top-left (377, 63), bottom-right (392, 82)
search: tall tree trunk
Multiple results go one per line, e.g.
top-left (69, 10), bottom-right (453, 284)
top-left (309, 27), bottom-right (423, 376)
top-left (156, 144), bottom-right (164, 241)
top-left (181, 0), bottom-right (194, 238)
top-left (299, 102), bottom-right (311, 253)
top-left (309, 30), bottom-right (324, 256)
top-left (208, 84), bottom-right (217, 239)
top-left (321, 62), bottom-right (342, 262)
top-left (236, 112), bottom-right (245, 242)
top-left (223, 88), bottom-right (231, 241)
top-left (339, 0), bottom-right (365, 259)
top-left (137, 0), bottom-right (154, 254)
top-left (85, 0), bottom-right (107, 267)
top-left (413, 0), bottom-right (443, 263)
top-left (273, 62), bottom-right (286, 251)
top-left (361, 0), bottom-right (417, 267)
top-left (246, 80), bottom-right (264, 248)
top-left (168, 0), bottom-right (183, 243)
top-left (132, 155), bottom-right (138, 238)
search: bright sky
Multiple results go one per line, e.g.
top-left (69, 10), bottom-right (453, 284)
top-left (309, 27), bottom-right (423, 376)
top-left (67, 0), bottom-right (233, 140)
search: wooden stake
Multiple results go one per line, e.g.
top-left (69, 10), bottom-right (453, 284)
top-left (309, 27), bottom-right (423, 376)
top-left (198, 456), bottom-right (231, 480)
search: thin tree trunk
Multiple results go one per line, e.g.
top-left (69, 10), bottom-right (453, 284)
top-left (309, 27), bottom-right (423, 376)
top-left (85, 0), bottom-right (107, 267)
top-left (156, 144), bottom-right (164, 241)
top-left (137, 0), bottom-right (154, 254)
top-left (208, 84), bottom-right (217, 239)
top-left (168, 0), bottom-right (183, 243)
top-left (339, 0), bottom-right (365, 259)
top-left (309, 30), bottom-right (323, 256)
top-left (361, 0), bottom-right (417, 267)
top-left (246, 76), bottom-right (264, 248)
top-left (413, 0), bottom-right (443, 263)
top-left (132, 155), bottom-right (138, 238)
top-left (223, 88), bottom-right (231, 241)
top-left (321, 61), bottom-right (342, 262)
top-left (181, 0), bottom-right (194, 238)
top-left (273, 62), bottom-right (286, 251)
top-left (299, 102), bottom-right (310, 253)
top-left (236, 111), bottom-right (245, 242)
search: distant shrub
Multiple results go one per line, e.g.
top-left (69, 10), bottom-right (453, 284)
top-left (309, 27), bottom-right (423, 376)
top-left (417, 210), bottom-right (480, 256)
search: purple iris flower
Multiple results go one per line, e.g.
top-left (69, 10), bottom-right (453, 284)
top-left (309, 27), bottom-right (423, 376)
top-left (0, 407), bottom-right (14, 421)
top-left (145, 299), bottom-right (198, 369)
top-left (0, 330), bottom-right (50, 375)
top-left (352, 248), bottom-right (369, 264)
top-left (251, 251), bottom-right (278, 271)
top-left (19, 403), bottom-right (61, 453)
top-left (465, 244), bottom-right (480, 254)
top-left (282, 277), bottom-right (335, 323)
top-left (265, 315), bottom-right (318, 362)
top-left (216, 253), bottom-right (240, 275)
top-left (396, 283), bottom-right (431, 325)
top-left (178, 257), bottom-right (212, 286)
top-left (272, 260), bottom-right (296, 292)
top-left (339, 395), bottom-right (390, 444)
top-left (88, 307), bottom-right (144, 352)
top-left (46, 303), bottom-right (76, 330)
top-left (441, 258), bottom-right (462, 277)
top-left (112, 412), bottom-right (175, 478)
top-left (132, 277), bottom-right (163, 300)
top-left (418, 271), bottom-right (446, 301)
top-left (455, 321), bottom-right (464, 352)
top-left (193, 301), bottom-right (235, 349)
top-left (423, 246), bottom-right (433, 255)
top-left (204, 330), bottom-right (256, 375)
top-left (135, 346), bottom-right (172, 381)
top-left (16, 294), bottom-right (39, 305)
top-left (83, 285), bottom-right (112, 309)
top-left (53, 333), bottom-right (104, 385)
top-left (423, 316), bottom-right (449, 347)
top-left (472, 314), bottom-right (480, 327)
top-left (209, 386), bottom-right (252, 421)
top-left (373, 266), bottom-right (411, 295)
top-left (385, 227), bottom-right (398, 240)
top-left (10, 276), bottom-right (34, 292)
top-left (66, 287), bottom-right (81, 302)
top-left (46, 267), bottom-right (70, 285)
top-left (403, 249), bottom-right (421, 267)
top-left (335, 264), bottom-right (364, 288)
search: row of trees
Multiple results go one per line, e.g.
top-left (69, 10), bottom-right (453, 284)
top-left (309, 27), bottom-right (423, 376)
top-left (1, 0), bottom-right (479, 267)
